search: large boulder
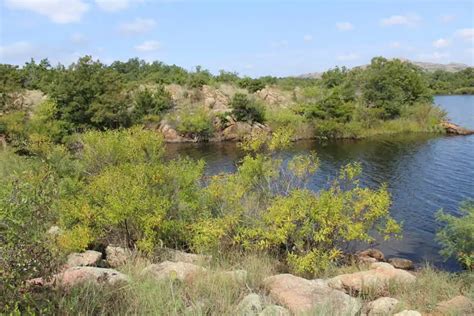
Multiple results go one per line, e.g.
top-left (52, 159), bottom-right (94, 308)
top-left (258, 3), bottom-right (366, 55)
top-left (327, 262), bottom-right (416, 294)
top-left (106, 246), bottom-right (131, 268)
top-left (158, 123), bottom-right (189, 143)
top-left (56, 266), bottom-right (129, 287)
top-left (387, 258), bottom-right (414, 270)
top-left (141, 261), bottom-right (205, 283)
top-left (263, 274), bottom-right (361, 315)
top-left (259, 305), bottom-right (290, 316)
top-left (362, 297), bottom-right (399, 316)
top-left (66, 250), bottom-right (102, 267)
top-left (435, 295), bottom-right (474, 315)
top-left (236, 293), bottom-right (263, 316)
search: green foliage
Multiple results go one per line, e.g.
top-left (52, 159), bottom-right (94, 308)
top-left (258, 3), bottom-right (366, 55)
top-left (426, 68), bottom-right (474, 95)
top-left (230, 93), bottom-right (265, 123)
top-left (321, 66), bottom-right (349, 88)
top-left (362, 57), bottom-right (432, 119)
top-left (132, 86), bottom-right (173, 123)
top-left (173, 106), bottom-right (214, 140)
top-left (187, 66), bottom-right (213, 88)
top-left (0, 160), bottom-right (61, 313)
top-left (436, 201), bottom-right (474, 270)
top-left (238, 77), bottom-right (266, 93)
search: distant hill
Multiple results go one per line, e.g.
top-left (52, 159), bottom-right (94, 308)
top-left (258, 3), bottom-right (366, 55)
top-left (298, 60), bottom-right (471, 78)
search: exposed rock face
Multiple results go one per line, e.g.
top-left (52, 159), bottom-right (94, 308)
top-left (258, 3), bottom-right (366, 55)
top-left (202, 85), bottom-right (230, 113)
top-left (259, 305), bottom-right (290, 316)
top-left (219, 121), bottom-right (271, 142)
top-left (236, 293), bottom-right (263, 315)
top-left (363, 297), bottom-right (399, 316)
top-left (106, 246), bottom-right (131, 268)
top-left (56, 266), bottom-right (129, 287)
top-left (141, 261), bottom-right (205, 283)
top-left (387, 258), bottom-right (414, 270)
top-left (158, 123), bottom-right (189, 143)
top-left (327, 262), bottom-right (416, 294)
top-left (165, 84), bottom-right (186, 102)
top-left (435, 295), bottom-right (474, 315)
top-left (161, 248), bottom-right (212, 265)
top-left (67, 250), bottom-right (102, 267)
top-left (441, 121), bottom-right (474, 135)
top-left (255, 87), bottom-right (290, 107)
top-left (263, 274), bottom-right (361, 315)
top-left (393, 310), bottom-right (421, 316)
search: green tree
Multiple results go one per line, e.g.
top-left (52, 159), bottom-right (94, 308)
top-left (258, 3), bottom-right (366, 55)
top-left (362, 57), bottom-right (432, 119)
top-left (132, 86), bottom-right (173, 123)
top-left (230, 93), bottom-right (265, 123)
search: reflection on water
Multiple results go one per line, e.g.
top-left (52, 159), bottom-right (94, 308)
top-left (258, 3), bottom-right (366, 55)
top-left (165, 96), bottom-right (474, 270)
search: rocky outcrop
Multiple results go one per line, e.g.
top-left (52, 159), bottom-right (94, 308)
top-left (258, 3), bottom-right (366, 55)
top-left (66, 250), bottom-right (102, 267)
top-left (236, 293), bottom-right (263, 315)
top-left (263, 274), bottom-right (361, 315)
top-left (218, 121), bottom-right (271, 142)
top-left (255, 87), bottom-right (291, 107)
top-left (362, 297), bottom-right (399, 316)
top-left (388, 258), bottom-right (414, 270)
top-left (435, 295), bottom-right (474, 315)
top-left (327, 262), bottom-right (416, 294)
top-left (441, 121), bottom-right (474, 135)
top-left (158, 123), bottom-right (189, 143)
top-left (202, 85), bottom-right (230, 113)
top-left (141, 261), bottom-right (205, 283)
top-left (106, 246), bottom-right (131, 268)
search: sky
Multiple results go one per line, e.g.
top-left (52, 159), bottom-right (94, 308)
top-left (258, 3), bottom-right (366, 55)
top-left (1, 0), bottom-right (473, 77)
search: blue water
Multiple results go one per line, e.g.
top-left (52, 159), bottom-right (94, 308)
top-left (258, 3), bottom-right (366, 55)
top-left (166, 95), bottom-right (474, 270)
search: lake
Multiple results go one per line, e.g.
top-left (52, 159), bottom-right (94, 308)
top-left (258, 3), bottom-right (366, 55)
top-left (166, 95), bottom-right (474, 270)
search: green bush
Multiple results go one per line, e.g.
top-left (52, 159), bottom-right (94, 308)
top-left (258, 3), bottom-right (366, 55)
top-left (230, 93), bottom-right (265, 124)
top-left (174, 107), bottom-right (214, 140)
top-left (436, 202), bottom-right (474, 270)
top-left (238, 77), bottom-right (265, 93)
top-left (132, 86), bottom-right (173, 123)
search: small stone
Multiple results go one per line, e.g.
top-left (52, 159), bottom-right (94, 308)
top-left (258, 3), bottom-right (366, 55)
top-left (236, 293), bottom-right (263, 315)
top-left (363, 297), bottom-right (399, 315)
top-left (67, 250), bottom-right (102, 267)
top-left (259, 305), bottom-right (290, 316)
top-left (106, 246), bottom-right (131, 268)
top-left (47, 226), bottom-right (61, 236)
top-left (142, 261), bottom-right (205, 283)
top-left (388, 258), bottom-right (414, 270)
top-left (393, 310), bottom-right (421, 316)
top-left (435, 295), bottom-right (474, 315)
top-left (357, 249), bottom-right (385, 261)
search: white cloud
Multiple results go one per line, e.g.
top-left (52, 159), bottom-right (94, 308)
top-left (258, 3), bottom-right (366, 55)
top-left (433, 38), bottom-right (450, 48)
top-left (418, 51), bottom-right (450, 62)
top-left (380, 14), bottom-right (420, 27)
top-left (96, 0), bottom-right (129, 12)
top-left (440, 14), bottom-right (455, 23)
top-left (0, 41), bottom-right (36, 62)
top-left (119, 18), bottom-right (156, 35)
top-left (135, 40), bottom-right (160, 52)
top-left (5, 0), bottom-right (89, 23)
top-left (336, 22), bottom-right (354, 31)
top-left (70, 32), bottom-right (87, 44)
top-left (303, 34), bottom-right (313, 42)
top-left (455, 28), bottom-right (474, 42)
top-left (337, 53), bottom-right (359, 61)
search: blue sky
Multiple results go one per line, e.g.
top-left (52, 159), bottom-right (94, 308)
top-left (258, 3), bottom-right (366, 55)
top-left (1, 0), bottom-right (473, 77)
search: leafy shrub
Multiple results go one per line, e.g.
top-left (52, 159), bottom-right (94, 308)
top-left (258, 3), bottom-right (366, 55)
top-left (230, 93), bottom-right (265, 124)
top-left (238, 77), bottom-right (265, 93)
top-left (436, 202), bottom-right (474, 270)
top-left (132, 86), bottom-right (173, 123)
top-left (0, 164), bottom-right (61, 313)
top-left (174, 107), bottom-right (214, 140)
